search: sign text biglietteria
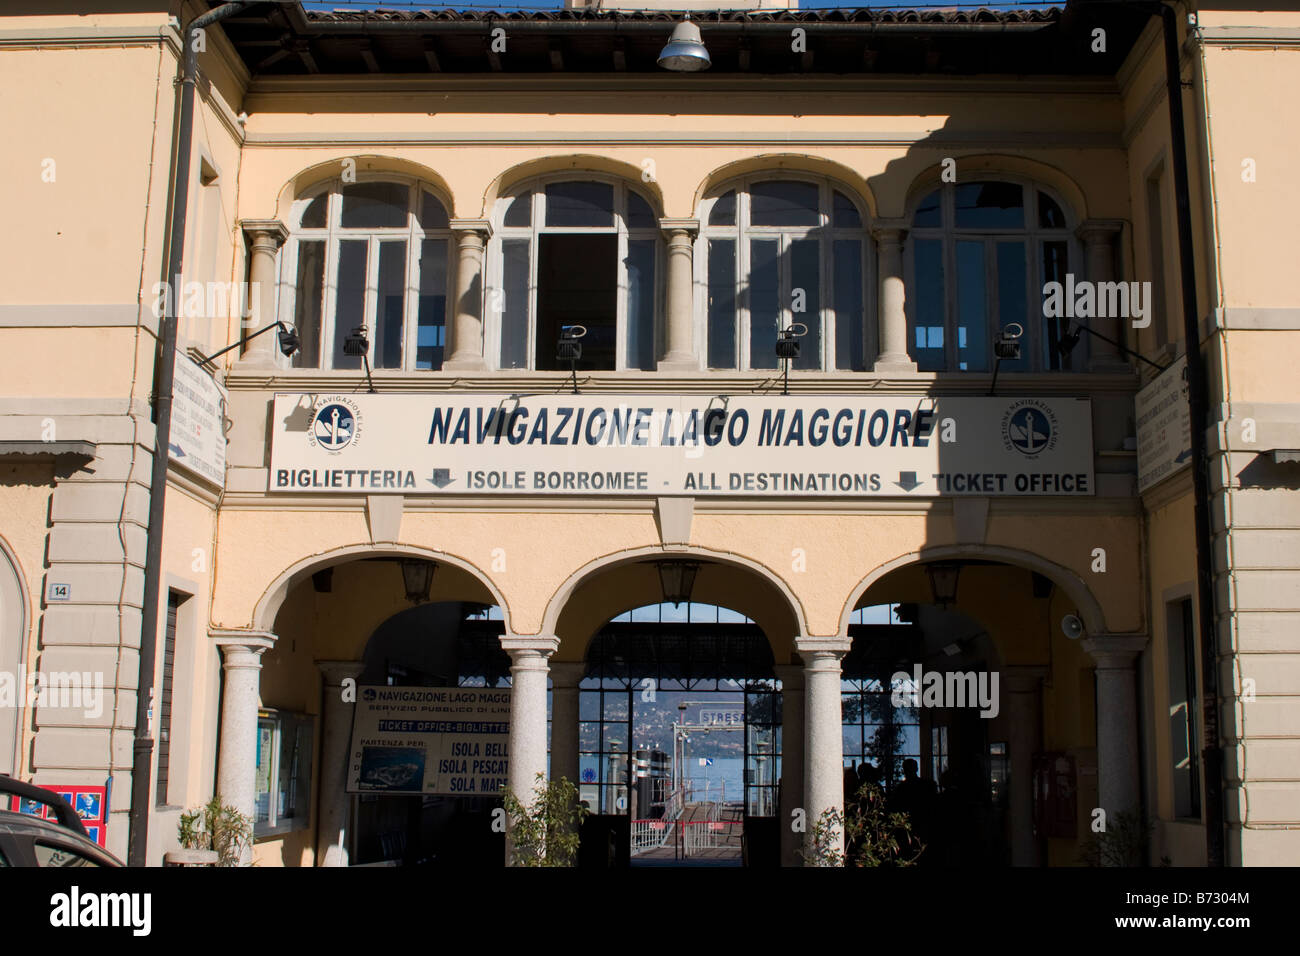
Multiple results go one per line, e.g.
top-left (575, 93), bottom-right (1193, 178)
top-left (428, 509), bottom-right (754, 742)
top-left (269, 393), bottom-right (1094, 497)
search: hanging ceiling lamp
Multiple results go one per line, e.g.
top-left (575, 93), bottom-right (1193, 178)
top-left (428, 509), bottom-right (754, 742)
top-left (657, 15), bottom-right (711, 72)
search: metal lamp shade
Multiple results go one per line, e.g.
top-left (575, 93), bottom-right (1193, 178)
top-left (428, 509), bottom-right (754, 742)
top-left (657, 560), bottom-right (701, 607)
top-left (925, 562), bottom-right (962, 608)
top-left (657, 20), bottom-right (711, 72)
top-left (400, 559), bottom-right (436, 604)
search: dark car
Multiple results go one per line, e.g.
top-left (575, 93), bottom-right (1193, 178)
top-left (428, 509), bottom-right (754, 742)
top-left (0, 777), bottom-right (124, 867)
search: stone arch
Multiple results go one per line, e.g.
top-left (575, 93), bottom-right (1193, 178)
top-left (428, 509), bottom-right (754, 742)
top-left (251, 543), bottom-right (510, 634)
top-left (900, 154), bottom-right (1089, 223)
top-left (837, 543), bottom-right (1107, 638)
top-left (480, 155), bottom-right (665, 220)
top-left (0, 533), bottom-right (31, 775)
top-left (271, 155), bottom-right (456, 225)
top-left (539, 544), bottom-right (808, 662)
top-left (692, 154), bottom-right (878, 220)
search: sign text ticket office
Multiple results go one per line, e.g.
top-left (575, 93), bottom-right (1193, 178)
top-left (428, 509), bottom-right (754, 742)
top-left (270, 394), bottom-right (1095, 498)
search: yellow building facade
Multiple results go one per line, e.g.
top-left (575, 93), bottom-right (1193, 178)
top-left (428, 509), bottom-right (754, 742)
top-left (0, 0), bottom-right (1296, 867)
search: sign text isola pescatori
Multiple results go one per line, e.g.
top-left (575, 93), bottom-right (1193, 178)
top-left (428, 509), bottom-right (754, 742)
top-left (269, 393), bottom-right (1095, 497)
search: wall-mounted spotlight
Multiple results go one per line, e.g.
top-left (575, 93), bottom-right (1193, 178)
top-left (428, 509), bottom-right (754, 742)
top-left (988, 323), bottom-right (1024, 396)
top-left (277, 325), bottom-right (300, 356)
top-left (776, 323), bottom-right (807, 395)
top-left (195, 320), bottom-right (301, 370)
top-left (342, 325), bottom-right (376, 394)
top-left (556, 325), bottom-right (586, 394)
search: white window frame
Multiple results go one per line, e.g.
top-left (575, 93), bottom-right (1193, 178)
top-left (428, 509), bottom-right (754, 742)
top-left (487, 175), bottom-right (663, 372)
top-left (905, 177), bottom-right (1081, 373)
top-left (278, 174), bottom-right (454, 372)
top-left (696, 174), bottom-right (872, 372)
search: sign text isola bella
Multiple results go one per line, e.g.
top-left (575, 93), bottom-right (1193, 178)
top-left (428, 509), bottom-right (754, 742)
top-left (269, 393), bottom-right (1094, 497)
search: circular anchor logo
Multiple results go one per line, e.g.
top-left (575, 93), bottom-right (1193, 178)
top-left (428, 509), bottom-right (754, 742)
top-left (1001, 399), bottom-right (1058, 459)
top-left (308, 397), bottom-right (361, 453)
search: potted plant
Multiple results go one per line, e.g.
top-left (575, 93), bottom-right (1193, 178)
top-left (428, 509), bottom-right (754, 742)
top-left (500, 773), bottom-right (588, 867)
top-left (801, 782), bottom-right (925, 867)
top-left (166, 795), bottom-right (254, 867)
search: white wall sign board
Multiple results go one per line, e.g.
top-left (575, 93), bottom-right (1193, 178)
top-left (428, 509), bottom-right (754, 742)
top-left (169, 352), bottom-right (227, 486)
top-left (346, 686), bottom-right (510, 796)
top-left (270, 393), bottom-right (1094, 497)
top-left (1135, 355), bottom-right (1192, 493)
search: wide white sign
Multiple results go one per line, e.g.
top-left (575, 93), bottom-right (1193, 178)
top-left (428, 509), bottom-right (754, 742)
top-left (1135, 355), bottom-right (1192, 493)
top-left (170, 352), bottom-right (227, 486)
top-left (346, 686), bottom-right (510, 796)
top-left (269, 393), bottom-right (1094, 497)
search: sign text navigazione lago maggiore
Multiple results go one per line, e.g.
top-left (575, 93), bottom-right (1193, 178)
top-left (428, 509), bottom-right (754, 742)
top-left (269, 393), bottom-right (1095, 498)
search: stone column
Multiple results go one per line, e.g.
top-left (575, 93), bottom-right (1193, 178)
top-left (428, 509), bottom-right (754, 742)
top-left (1004, 665), bottom-right (1047, 866)
top-left (1081, 635), bottom-right (1147, 827)
top-left (315, 660), bottom-right (365, 867)
top-left (773, 662), bottom-right (806, 867)
top-left (444, 219), bottom-right (492, 371)
top-left (1075, 219), bottom-right (1127, 369)
top-left (501, 635), bottom-right (559, 865)
top-left (797, 638), bottom-right (850, 865)
top-left (237, 220), bottom-right (289, 368)
top-left (872, 222), bottom-right (917, 373)
top-left (549, 662), bottom-right (585, 789)
top-left (658, 218), bottom-right (700, 371)
top-left (211, 629), bottom-right (276, 865)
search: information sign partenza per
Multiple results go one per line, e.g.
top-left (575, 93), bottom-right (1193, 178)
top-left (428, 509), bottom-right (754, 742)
top-left (170, 351), bottom-right (227, 486)
top-left (346, 686), bottom-right (509, 796)
top-left (270, 393), bottom-right (1094, 497)
top-left (1135, 355), bottom-right (1192, 493)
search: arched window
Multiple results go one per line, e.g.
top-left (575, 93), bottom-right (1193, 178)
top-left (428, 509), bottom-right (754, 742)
top-left (282, 178), bottom-right (452, 371)
top-left (700, 177), bottom-right (869, 372)
top-left (906, 179), bottom-right (1080, 372)
top-left (490, 178), bottom-right (660, 371)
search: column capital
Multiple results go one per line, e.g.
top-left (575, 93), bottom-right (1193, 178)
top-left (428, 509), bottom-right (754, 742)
top-left (212, 632), bottom-right (274, 670)
top-left (239, 219), bottom-right (289, 247)
top-left (449, 218), bottom-right (493, 239)
top-left (1081, 634), bottom-right (1147, 669)
top-left (549, 661), bottom-right (586, 687)
top-left (317, 660), bottom-right (365, 685)
top-left (658, 217), bottom-right (699, 235)
top-left (211, 628), bottom-right (276, 652)
top-left (794, 636), bottom-right (852, 657)
top-left (790, 634), bottom-right (852, 665)
top-left (1074, 218), bottom-right (1124, 244)
top-left (501, 635), bottom-right (560, 660)
top-left (871, 220), bottom-right (909, 243)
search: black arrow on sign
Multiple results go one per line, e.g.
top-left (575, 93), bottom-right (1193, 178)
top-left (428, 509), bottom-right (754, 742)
top-left (895, 471), bottom-right (921, 492)
top-left (427, 468), bottom-right (454, 489)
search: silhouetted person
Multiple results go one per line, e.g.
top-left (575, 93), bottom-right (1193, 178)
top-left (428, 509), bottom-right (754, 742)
top-left (890, 758), bottom-right (936, 862)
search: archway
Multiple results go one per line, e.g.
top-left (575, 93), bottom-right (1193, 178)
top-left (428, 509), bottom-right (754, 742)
top-left (842, 557), bottom-right (1103, 867)
top-left (249, 549), bottom-right (509, 868)
top-left (545, 553), bottom-right (804, 868)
